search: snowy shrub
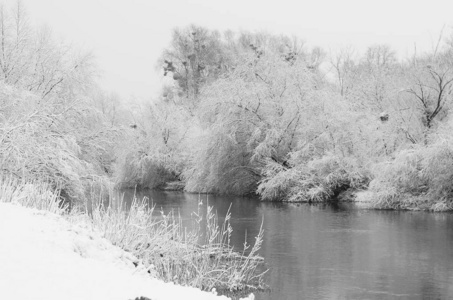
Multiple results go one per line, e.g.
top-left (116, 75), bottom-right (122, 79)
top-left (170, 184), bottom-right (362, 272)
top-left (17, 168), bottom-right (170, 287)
top-left (258, 154), bottom-right (367, 202)
top-left (114, 152), bottom-right (178, 189)
top-left (183, 128), bottom-right (260, 195)
top-left (366, 138), bottom-right (453, 211)
top-left (112, 100), bottom-right (190, 190)
top-left (0, 84), bottom-right (112, 208)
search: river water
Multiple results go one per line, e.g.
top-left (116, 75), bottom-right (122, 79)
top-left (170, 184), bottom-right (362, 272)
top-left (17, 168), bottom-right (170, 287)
top-left (122, 189), bottom-right (453, 300)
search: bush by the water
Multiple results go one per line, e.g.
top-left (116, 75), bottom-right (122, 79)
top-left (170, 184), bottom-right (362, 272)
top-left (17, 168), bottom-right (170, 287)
top-left (0, 84), bottom-right (113, 209)
top-left (258, 154), bottom-right (368, 202)
top-left (359, 137), bottom-right (453, 211)
top-left (114, 152), bottom-right (178, 189)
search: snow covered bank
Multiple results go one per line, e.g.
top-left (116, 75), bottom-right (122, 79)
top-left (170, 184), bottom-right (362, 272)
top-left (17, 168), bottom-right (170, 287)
top-left (0, 203), bottom-right (252, 300)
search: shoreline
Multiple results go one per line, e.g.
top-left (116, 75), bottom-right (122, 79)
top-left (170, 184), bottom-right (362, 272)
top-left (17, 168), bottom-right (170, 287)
top-left (128, 185), bottom-right (453, 212)
top-left (0, 202), bottom-right (253, 300)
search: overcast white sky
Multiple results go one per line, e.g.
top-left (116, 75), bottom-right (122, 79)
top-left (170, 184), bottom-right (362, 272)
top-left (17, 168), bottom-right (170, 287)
top-left (15, 0), bottom-right (453, 100)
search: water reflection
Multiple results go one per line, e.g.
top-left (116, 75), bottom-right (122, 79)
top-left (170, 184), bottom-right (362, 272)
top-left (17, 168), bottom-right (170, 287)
top-left (122, 189), bottom-right (453, 300)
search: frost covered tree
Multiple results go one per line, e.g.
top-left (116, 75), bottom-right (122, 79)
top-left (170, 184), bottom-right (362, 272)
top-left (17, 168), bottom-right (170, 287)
top-left (0, 2), bottom-right (94, 99)
top-left (159, 25), bottom-right (228, 105)
top-left (0, 2), bottom-right (106, 208)
top-left (358, 36), bottom-right (453, 210)
top-left (183, 46), bottom-right (366, 196)
top-left (112, 97), bottom-right (192, 189)
top-left (330, 47), bottom-right (358, 97)
top-left (405, 63), bottom-right (453, 142)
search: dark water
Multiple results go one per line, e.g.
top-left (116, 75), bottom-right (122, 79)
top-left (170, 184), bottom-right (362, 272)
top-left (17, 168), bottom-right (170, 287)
top-left (122, 189), bottom-right (453, 300)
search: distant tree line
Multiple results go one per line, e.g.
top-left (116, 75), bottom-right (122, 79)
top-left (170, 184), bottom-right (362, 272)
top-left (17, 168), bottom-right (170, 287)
top-left (2, 2), bottom-right (453, 211)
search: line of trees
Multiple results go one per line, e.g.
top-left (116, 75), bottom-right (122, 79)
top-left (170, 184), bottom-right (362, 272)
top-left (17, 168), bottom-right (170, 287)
top-left (146, 25), bottom-right (453, 210)
top-left (2, 2), bottom-right (453, 211)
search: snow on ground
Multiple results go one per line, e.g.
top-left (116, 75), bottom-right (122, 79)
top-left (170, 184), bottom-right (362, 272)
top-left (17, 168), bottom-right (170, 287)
top-left (0, 203), bottom-right (252, 300)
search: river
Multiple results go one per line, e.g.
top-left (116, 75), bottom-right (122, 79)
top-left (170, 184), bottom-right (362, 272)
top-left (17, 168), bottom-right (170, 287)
top-left (122, 189), bottom-right (453, 300)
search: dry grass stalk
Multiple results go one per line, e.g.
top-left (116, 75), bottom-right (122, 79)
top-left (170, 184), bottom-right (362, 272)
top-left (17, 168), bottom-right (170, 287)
top-left (91, 196), bottom-right (268, 294)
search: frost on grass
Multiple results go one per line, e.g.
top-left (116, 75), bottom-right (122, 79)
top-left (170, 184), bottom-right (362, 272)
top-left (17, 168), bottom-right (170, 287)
top-left (0, 202), bottom-right (255, 300)
top-left (0, 177), bottom-right (259, 300)
top-left (92, 197), bottom-right (268, 296)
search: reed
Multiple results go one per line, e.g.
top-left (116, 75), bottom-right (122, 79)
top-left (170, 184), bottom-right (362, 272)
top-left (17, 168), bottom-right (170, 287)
top-left (0, 176), bottom-right (66, 214)
top-left (91, 195), bottom-right (268, 295)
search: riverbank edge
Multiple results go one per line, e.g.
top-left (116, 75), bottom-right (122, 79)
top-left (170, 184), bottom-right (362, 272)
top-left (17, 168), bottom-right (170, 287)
top-left (0, 202), bottom-right (241, 300)
top-left (144, 181), bottom-right (452, 211)
top-left (134, 183), bottom-right (453, 212)
top-left (0, 181), bottom-right (256, 300)
top-left (312, 188), bottom-right (453, 212)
